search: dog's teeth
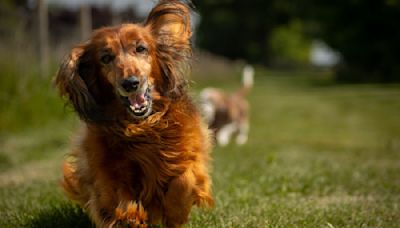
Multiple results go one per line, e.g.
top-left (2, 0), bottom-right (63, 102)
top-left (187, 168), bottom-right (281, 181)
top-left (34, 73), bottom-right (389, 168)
top-left (129, 103), bottom-right (149, 115)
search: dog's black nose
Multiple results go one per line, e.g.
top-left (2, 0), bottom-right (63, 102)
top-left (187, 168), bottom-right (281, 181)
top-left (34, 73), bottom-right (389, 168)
top-left (121, 76), bottom-right (139, 92)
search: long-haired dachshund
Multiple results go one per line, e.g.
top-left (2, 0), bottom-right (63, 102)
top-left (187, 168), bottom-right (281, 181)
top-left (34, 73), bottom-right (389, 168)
top-left (200, 65), bottom-right (254, 146)
top-left (55, 1), bottom-right (213, 227)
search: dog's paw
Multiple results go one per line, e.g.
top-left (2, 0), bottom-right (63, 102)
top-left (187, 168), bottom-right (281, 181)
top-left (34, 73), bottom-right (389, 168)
top-left (111, 201), bottom-right (148, 228)
top-left (126, 201), bottom-right (148, 227)
top-left (236, 134), bottom-right (248, 145)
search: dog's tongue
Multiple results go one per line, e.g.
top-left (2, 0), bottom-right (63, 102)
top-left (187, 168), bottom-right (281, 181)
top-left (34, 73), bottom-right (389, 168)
top-left (128, 93), bottom-right (146, 109)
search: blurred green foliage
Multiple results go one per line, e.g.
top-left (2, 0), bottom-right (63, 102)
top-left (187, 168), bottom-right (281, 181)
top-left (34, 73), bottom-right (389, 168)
top-left (0, 55), bottom-right (73, 134)
top-left (303, 0), bottom-right (400, 82)
top-left (195, 0), bottom-right (400, 82)
top-left (195, 0), bottom-right (296, 65)
top-left (0, 0), bottom-right (74, 134)
top-left (269, 20), bottom-right (311, 67)
top-left (0, 0), bottom-right (23, 39)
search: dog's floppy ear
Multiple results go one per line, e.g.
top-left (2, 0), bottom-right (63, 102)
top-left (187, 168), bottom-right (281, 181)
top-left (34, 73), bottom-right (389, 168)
top-left (145, 0), bottom-right (192, 97)
top-left (55, 44), bottom-right (100, 121)
top-left (146, 0), bottom-right (192, 45)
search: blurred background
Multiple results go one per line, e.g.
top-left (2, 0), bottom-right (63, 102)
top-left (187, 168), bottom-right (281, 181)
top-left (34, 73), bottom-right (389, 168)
top-left (1, 0), bottom-right (400, 227)
top-left (1, 0), bottom-right (399, 131)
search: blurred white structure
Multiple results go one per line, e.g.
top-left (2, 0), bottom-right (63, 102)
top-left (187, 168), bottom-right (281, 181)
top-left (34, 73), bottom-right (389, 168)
top-left (33, 0), bottom-right (154, 14)
top-left (310, 40), bottom-right (340, 67)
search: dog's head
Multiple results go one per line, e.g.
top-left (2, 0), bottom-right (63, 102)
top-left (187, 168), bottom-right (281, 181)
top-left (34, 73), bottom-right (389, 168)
top-left (55, 0), bottom-right (192, 122)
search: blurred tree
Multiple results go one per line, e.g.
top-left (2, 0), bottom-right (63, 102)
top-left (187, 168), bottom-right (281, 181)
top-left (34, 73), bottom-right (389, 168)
top-left (0, 0), bottom-right (19, 39)
top-left (303, 0), bottom-right (400, 82)
top-left (269, 19), bottom-right (311, 68)
top-left (195, 0), bottom-right (400, 82)
top-left (194, 0), bottom-right (296, 65)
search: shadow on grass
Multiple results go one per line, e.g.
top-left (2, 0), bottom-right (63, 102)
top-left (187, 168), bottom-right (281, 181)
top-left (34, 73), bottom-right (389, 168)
top-left (28, 203), bottom-right (164, 228)
top-left (27, 202), bottom-right (93, 228)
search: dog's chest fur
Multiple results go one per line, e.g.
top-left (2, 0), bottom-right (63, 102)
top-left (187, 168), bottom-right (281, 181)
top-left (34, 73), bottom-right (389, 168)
top-left (79, 99), bottom-right (203, 206)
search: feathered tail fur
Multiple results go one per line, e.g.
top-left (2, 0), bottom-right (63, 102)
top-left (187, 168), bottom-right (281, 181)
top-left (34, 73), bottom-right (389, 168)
top-left (237, 64), bottom-right (254, 96)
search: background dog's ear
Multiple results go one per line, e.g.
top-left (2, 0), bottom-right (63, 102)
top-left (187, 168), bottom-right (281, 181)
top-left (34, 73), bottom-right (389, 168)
top-left (54, 44), bottom-right (99, 121)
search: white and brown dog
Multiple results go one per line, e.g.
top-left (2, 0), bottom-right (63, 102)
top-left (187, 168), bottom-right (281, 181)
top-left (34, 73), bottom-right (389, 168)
top-left (200, 65), bottom-right (254, 146)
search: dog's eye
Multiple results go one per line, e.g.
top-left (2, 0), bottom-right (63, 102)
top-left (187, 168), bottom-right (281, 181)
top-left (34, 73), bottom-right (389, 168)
top-left (101, 54), bottom-right (114, 64)
top-left (136, 45), bottom-right (147, 53)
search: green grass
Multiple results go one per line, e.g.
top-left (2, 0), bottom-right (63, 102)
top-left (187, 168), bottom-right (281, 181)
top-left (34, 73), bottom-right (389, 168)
top-left (0, 56), bottom-right (70, 133)
top-left (1, 69), bottom-right (400, 227)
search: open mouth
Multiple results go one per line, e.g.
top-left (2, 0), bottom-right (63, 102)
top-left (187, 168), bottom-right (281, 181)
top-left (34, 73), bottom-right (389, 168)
top-left (119, 87), bottom-right (152, 119)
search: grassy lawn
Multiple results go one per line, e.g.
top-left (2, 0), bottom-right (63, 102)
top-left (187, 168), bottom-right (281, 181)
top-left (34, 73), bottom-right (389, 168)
top-left (1, 69), bottom-right (400, 227)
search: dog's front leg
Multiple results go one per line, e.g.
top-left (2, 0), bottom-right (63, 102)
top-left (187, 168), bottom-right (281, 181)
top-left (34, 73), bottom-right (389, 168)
top-left (111, 200), bottom-right (148, 228)
top-left (86, 177), bottom-right (148, 228)
top-left (109, 187), bottom-right (148, 228)
top-left (163, 171), bottom-right (196, 228)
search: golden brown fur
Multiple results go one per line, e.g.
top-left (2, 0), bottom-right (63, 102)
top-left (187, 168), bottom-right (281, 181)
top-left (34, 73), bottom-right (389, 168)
top-left (55, 1), bottom-right (213, 227)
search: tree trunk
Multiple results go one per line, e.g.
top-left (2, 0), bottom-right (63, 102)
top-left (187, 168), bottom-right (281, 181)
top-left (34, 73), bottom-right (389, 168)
top-left (80, 4), bottom-right (92, 41)
top-left (38, 0), bottom-right (49, 78)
